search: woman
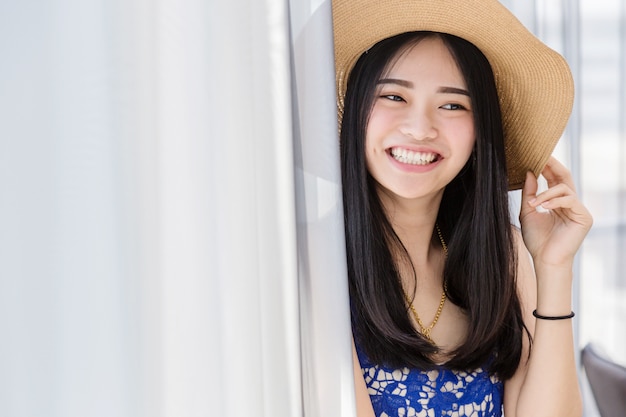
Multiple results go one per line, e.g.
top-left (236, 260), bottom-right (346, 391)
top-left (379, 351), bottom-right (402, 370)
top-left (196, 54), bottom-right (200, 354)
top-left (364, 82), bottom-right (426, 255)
top-left (332, 1), bottom-right (593, 416)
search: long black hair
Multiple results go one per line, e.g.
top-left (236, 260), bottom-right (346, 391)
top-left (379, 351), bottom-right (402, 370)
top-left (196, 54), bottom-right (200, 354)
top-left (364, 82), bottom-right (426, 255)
top-left (341, 31), bottom-right (527, 380)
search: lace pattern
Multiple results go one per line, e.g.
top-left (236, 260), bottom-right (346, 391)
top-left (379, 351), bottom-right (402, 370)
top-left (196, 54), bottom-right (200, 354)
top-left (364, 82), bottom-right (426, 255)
top-left (357, 347), bottom-right (503, 417)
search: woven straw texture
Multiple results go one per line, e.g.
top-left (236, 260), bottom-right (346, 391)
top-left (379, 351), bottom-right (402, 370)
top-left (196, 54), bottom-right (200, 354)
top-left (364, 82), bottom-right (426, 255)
top-left (332, 0), bottom-right (574, 190)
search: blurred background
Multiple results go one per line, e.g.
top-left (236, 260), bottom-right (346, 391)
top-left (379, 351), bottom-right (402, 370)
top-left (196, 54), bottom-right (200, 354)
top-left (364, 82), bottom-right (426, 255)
top-left (0, 0), bottom-right (623, 416)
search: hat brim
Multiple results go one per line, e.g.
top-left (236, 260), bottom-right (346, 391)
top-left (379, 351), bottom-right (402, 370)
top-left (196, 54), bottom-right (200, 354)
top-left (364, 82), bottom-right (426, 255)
top-left (332, 0), bottom-right (574, 190)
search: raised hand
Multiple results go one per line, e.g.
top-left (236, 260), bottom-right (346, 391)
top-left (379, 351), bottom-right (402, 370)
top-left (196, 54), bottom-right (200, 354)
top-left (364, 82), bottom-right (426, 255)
top-left (519, 156), bottom-right (593, 268)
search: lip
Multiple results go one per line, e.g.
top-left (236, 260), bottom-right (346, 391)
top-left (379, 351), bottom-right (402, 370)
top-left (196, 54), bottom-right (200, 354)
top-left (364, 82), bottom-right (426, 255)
top-left (386, 145), bottom-right (443, 172)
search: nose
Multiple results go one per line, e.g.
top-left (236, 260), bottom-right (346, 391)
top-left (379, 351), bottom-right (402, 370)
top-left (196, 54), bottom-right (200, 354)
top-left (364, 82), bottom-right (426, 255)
top-left (399, 109), bottom-right (437, 141)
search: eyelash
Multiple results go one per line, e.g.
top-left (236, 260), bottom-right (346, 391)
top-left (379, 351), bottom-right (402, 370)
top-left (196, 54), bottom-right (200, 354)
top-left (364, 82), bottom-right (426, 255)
top-left (379, 95), bottom-right (468, 111)
top-left (440, 103), bottom-right (467, 110)
top-left (381, 94), bottom-right (404, 102)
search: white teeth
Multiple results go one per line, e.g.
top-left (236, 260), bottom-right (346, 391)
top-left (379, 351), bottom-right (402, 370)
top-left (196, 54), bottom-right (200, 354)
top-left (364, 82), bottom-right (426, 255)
top-left (390, 148), bottom-right (438, 165)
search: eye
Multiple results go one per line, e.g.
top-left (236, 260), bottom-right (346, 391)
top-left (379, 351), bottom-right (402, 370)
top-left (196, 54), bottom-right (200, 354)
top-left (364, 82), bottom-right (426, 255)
top-left (440, 103), bottom-right (467, 110)
top-left (380, 94), bottom-right (405, 102)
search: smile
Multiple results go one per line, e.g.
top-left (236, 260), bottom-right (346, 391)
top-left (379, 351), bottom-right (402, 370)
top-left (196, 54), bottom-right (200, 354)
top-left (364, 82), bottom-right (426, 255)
top-left (390, 148), bottom-right (440, 165)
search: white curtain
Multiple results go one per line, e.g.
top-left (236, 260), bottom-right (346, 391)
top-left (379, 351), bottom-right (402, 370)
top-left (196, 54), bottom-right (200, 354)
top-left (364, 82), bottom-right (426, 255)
top-left (290, 1), bottom-right (355, 416)
top-left (0, 0), bottom-right (353, 416)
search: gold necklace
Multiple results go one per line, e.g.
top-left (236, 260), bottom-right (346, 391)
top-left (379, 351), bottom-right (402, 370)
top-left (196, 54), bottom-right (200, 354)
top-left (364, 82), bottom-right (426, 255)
top-left (402, 224), bottom-right (448, 343)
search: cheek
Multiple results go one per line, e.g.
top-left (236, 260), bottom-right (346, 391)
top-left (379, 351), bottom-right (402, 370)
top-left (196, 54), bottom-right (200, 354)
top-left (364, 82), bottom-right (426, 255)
top-left (451, 120), bottom-right (475, 157)
top-left (367, 105), bottom-right (397, 134)
top-left (363, 134), bottom-right (377, 171)
top-left (465, 129), bottom-right (476, 154)
top-left (364, 118), bottom-right (386, 156)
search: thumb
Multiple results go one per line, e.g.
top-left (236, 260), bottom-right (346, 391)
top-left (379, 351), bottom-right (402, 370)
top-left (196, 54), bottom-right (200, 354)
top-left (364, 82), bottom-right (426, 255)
top-left (519, 171), bottom-right (538, 219)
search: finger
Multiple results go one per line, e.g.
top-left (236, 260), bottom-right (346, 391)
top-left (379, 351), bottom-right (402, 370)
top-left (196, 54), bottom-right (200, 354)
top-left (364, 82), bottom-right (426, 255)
top-left (532, 183), bottom-right (575, 207)
top-left (520, 171), bottom-right (539, 217)
top-left (540, 194), bottom-right (592, 218)
top-left (537, 194), bottom-right (577, 211)
top-left (541, 156), bottom-right (576, 191)
top-left (535, 192), bottom-right (592, 228)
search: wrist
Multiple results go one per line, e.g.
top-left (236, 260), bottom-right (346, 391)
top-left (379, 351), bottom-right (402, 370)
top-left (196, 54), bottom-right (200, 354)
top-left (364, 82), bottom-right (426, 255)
top-left (533, 309), bottom-right (575, 320)
top-left (534, 266), bottom-right (574, 316)
top-left (532, 260), bottom-right (574, 277)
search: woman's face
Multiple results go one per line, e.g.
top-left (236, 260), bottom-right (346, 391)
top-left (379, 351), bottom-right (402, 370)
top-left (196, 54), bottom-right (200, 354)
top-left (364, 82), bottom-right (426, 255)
top-left (365, 36), bottom-right (475, 203)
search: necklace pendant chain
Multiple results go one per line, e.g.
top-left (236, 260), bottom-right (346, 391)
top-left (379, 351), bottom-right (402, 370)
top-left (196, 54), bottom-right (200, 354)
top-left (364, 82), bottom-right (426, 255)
top-left (436, 223), bottom-right (448, 255)
top-left (403, 223), bottom-right (448, 344)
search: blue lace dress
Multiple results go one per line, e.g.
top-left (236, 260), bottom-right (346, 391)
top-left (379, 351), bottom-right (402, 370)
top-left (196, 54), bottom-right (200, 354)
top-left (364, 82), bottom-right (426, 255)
top-left (356, 343), bottom-right (503, 417)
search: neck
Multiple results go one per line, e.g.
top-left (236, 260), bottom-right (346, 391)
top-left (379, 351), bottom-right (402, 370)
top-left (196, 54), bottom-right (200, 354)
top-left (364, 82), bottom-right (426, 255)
top-left (378, 188), bottom-right (444, 267)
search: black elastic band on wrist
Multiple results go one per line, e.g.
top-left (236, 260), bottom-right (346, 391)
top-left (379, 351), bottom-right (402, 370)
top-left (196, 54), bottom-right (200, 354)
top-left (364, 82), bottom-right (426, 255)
top-left (532, 310), bottom-right (575, 320)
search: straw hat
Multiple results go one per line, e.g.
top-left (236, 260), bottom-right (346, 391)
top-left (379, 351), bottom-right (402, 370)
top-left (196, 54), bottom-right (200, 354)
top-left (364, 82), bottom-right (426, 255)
top-left (332, 0), bottom-right (574, 190)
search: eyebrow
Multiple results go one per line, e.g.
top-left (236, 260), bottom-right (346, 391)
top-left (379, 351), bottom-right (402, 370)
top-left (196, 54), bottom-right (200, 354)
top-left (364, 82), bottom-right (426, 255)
top-left (377, 78), bottom-right (470, 96)
top-left (377, 78), bottom-right (413, 88)
top-left (438, 86), bottom-right (470, 96)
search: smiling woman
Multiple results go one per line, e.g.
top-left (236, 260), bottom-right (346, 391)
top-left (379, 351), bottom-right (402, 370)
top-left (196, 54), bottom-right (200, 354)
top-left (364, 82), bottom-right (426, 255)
top-left (333, 0), bottom-right (592, 416)
top-left (0, 0), bottom-right (602, 416)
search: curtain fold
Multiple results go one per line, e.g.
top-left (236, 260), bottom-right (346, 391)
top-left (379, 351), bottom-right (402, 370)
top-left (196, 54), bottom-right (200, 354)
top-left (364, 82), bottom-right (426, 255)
top-left (289, 1), bottom-right (356, 416)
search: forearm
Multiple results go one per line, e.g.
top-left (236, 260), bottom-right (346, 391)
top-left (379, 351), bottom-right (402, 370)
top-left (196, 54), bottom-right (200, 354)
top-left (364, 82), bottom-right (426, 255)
top-left (515, 264), bottom-right (582, 417)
